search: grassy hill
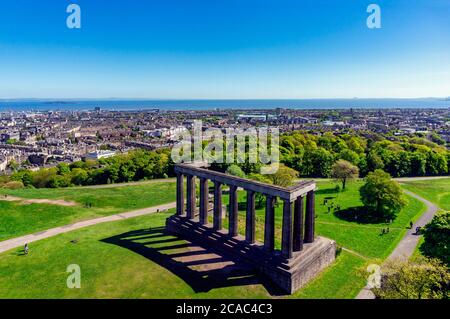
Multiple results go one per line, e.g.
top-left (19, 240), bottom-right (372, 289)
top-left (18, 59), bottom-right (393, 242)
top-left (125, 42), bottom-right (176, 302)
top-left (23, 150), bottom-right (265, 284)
top-left (0, 180), bottom-right (426, 299)
top-left (0, 182), bottom-right (176, 241)
top-left (401, 178), bottom-right (450, 211)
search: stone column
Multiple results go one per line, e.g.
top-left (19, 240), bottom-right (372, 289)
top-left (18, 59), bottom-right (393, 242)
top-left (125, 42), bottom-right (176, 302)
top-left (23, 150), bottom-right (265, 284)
top-left (293, 196), bottom-right (304, 251)
top-left (264, 195), bottom-right (276, 252)
top-left (245, 190), bottom-right (256, 244)
top-left (186, 175), bottom-right (196, 219)
top-left (213, 181), bottom-right (222, 230)
top-left (304, 191), bottom-right (315, 243)
top-left (228, 185), bottom-right (238, 237)
top-left (281, 199), bottom-right (293, 259)
top-left (176, 173), bottom-right (184, 216)
top-left (199, 177), bottom-right (208, 225)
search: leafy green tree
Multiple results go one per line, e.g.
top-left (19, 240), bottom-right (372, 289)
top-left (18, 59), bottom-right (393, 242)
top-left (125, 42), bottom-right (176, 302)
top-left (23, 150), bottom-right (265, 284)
top-left (430, 133), bottom-right (445, 145)
top-left (372, 257), bottom-right (450, 299)
top-left (410, 152), bottom-right (427, 176)
top-left (338, 149), bottom-right (360, 166)
top-left (11, 170), bottom-right (33, 187)
top-left (421, 211), bottom-right (450, 266)
top-left (32, 168), bottom-right (58, 188)
top-left (367, 151), bottom-right (385, 172)
top-left (47, 174), bottom-right (71, 188)
top-left (267, 164), bottom-right (298, 187)
top-left (331, 160), bottom-right (359, 190)
top-left (360, 169), bottom-right (406, 220)
top-left (226, 164), bottom-right (246, 178)
top-left (302, 148), bottom-right (334, 177)
top-left (426, 151), bottom-right (448, 176)
top-left (6, 138), bottom-right (17, 145)
top-left (70, 168), bottom-right (88, 186)
top-left (56, 163), bottom-right (70, 175)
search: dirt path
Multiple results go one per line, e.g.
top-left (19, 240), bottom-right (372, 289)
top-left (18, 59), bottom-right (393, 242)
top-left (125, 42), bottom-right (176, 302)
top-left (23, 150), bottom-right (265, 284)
top-left (0, 195), bottom-right (77, 207)
top-left (0, 202), bottom-right (176, 254)
top-left (355, 190), bottom-right (439, 299)
top-left (395, 176), bottom-right (449, 182)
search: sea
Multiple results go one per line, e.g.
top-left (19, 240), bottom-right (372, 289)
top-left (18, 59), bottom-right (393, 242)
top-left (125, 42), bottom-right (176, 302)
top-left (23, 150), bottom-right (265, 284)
top-left (0, 98), bottom-right (449, 112)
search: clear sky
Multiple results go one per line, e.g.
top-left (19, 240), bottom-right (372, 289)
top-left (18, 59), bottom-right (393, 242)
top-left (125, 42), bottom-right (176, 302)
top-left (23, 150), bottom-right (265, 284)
top-left (0, 0), bottom-right (449, 99)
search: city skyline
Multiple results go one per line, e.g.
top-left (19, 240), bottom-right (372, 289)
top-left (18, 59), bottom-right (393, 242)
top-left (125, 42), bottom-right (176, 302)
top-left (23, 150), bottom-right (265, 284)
top-left (0, 0), bottom-right (449, 99)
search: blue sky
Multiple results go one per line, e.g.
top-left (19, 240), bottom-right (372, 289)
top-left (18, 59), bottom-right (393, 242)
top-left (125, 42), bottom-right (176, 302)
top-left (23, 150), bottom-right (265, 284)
top-left (0, 0), bottom-right (449, 99)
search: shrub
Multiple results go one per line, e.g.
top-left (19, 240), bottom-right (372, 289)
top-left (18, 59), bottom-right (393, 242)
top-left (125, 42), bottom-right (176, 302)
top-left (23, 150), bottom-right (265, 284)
top-left (2, 181), bottom-right (24, 189)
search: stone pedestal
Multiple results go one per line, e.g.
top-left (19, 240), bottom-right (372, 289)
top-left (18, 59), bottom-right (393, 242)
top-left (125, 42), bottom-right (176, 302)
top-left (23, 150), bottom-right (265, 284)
top-left (166, 215), bottom-right (336, 294)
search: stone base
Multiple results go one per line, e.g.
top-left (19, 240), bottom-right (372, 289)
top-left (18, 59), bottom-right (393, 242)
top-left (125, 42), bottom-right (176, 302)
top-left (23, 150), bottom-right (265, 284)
top-left (166, 215), bottom-right (336, 294)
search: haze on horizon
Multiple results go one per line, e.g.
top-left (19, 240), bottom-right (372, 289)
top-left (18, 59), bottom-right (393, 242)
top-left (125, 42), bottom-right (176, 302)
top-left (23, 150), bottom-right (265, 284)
top-left (0, 0), bottom-right (449, 100)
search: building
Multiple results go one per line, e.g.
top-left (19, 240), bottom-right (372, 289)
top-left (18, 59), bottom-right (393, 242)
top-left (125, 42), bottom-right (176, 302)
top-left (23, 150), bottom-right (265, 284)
top-left (85, 150), bottom-right (117, 160)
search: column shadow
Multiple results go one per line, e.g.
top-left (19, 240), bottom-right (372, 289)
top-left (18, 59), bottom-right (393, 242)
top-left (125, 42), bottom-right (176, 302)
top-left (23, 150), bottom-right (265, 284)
top-left (101, 226), bottom-right (284, 296)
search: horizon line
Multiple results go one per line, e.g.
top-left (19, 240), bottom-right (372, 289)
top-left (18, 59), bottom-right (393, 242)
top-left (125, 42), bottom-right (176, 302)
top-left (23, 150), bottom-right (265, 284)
top-left (1, 96), bottom-right (449, 101)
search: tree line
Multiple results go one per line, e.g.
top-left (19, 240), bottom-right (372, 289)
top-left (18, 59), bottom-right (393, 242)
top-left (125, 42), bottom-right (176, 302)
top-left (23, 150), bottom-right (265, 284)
top-left (1, 131), bottom-right (449, 189)
top-left (1, 149), bottom-right (172, 189)
top-left (280, 131), bottom-right (449, 178)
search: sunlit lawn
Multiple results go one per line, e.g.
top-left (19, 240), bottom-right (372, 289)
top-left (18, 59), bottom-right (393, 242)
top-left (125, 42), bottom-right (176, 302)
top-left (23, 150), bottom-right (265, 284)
top-left (221, 180), bottom-right (425, 259)
top-left (0, 211), bottom-right (367, 299)
top-left (401, 178), bottom-right (450, 211)
top-left (0, 182), bottom-right (176, 241)
top-left (0, 179), bottom-right (426, 299)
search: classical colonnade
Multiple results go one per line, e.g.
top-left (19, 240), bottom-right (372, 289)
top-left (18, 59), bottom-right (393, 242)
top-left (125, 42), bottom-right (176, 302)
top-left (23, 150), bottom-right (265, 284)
top-left (174, 164), bottom-right (316, 259)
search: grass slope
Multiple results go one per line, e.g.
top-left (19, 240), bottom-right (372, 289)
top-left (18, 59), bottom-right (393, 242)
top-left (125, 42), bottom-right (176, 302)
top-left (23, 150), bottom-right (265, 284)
top-left (0, 182), bottom-right (176, 241)
top-left (0, 211), bottom-right (367, 299)
top-left (401, 178), bottom-right (450, 211)
top-left (0, 180), bottom-right (426, 299)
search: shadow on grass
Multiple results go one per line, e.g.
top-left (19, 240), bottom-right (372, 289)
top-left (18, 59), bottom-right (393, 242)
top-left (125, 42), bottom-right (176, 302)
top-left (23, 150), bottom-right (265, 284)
top-left (334, 206), bottom-right (387, 224)
top-left (101, 227), bottom-right (284, 296)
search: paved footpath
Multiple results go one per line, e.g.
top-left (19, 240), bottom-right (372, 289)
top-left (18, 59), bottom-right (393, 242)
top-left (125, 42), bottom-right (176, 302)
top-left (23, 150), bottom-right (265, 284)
top-left (0, 202), bottom-right (176, 254)
top-left (356, 190), bottom-right (439, 299)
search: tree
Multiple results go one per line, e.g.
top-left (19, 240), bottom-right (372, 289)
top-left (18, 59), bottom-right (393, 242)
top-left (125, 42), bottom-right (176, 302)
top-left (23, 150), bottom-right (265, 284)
top-left (331, 160), bottom-right (359, 190)
top-left (70, 168), bottom-right (88, 186)
top-left (338, 149), bottom-right (360, 166)
top-left (2, 181), bottom-right (24, 189)
top-left (267, 164), bottom-right (298, 187)
top-left (421, 211), bottom-right (450, 266)
top-left (372, 257), bottom-right (450, 299)
top-left (367, 151), bottom-right (385, 171)
top-left (57, 163), bottom-right (71, 175)
top-left (426, 151), bottom-right (448, 176)
top-left (248, 173), bottom-right (273, 208)
top-left (302, 148), bottom-right (334, 177)
top-left (226, 164), bottom-right (246, 178)
top-left (360, 169), bottom-right (406, 220)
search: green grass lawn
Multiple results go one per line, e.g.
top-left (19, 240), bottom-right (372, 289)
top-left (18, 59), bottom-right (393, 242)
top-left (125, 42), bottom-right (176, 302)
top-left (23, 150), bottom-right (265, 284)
top-left (0, 179), bottom-right (426, 299)
top-left (221, 181), bottom-right (425, 259)
top-left (411, 236), bottom-right (426, 260)
top-left (0, 182), bottom-right (176, 241)
top-left (401, 178), bottom-right (450, 211)
top-left (0, 210), bottom-right (368, 299)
